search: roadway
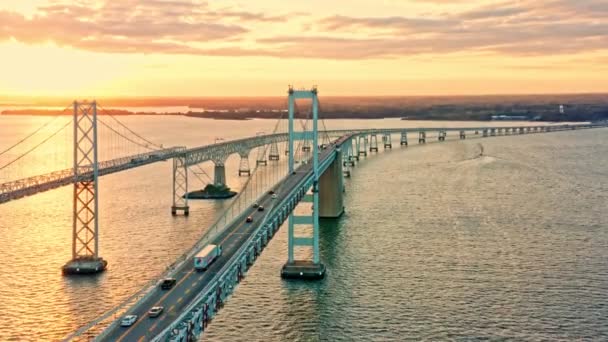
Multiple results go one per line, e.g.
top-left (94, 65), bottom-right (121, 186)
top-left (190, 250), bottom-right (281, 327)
top-left (102, 144), bottom-right (339, 342)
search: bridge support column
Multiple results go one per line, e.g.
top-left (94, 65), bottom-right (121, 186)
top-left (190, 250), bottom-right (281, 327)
top-left (238, 151), bottom-right (251, 176)
top-left (255, 145), bottom-right (267, 166)
top-left (490, 128), bottom-right (496, 136)
top-left (519, 127), bottom-right (524, 134)
top-left (369, 134), bottom-right (378, 152)
top-left (282, 86), bottom-right (325, 280)
top-left (171, 155), bottom-right (189, 216)
top-left (302, 139), bottom-right (311, 152)
top-left (438, 130), bottom-right (446, 141)
top-left (482, 128), bottom-right (489, 137)
top-left (213, 161), bottom-right (227, 186)
top-left (418, 131), bottom-right (426, 144)
top-left (63, 101), bottom-right (107, 275)
top-left (357, 135), bottom-right (367, 156)
top-left (383, 133), bottom-right (392, 149)
top-left (269, 142), bottom-right (280, 160)
top-left (400, 131), bottom-right (408, 146)
top-left (460, 130), bottom-right (466, 139)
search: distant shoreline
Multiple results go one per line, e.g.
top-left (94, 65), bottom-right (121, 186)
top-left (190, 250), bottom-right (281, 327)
top-left (2, 101), bottom-right (607, 122)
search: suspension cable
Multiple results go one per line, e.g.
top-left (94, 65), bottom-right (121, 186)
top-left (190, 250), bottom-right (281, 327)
top-left (97, 117), bottom-right (156, 151)
top-left (98, 105), bottom-right (163, 149)
top-left (0, 105), bottom-right (72, 157)
top-left (0, 119), bottom-right (72, 172)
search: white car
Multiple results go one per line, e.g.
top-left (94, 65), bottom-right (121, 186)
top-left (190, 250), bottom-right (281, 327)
top-left (120, 314), bottom-right (138, 327)
top-left (271, 194), bottom-right (278, 199)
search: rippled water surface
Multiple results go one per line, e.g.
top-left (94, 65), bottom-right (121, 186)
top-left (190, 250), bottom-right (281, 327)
top-left (0, 116), bottom-right (606, 341)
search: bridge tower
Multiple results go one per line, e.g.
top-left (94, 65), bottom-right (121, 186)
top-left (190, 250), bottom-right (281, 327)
top-left (62, 101), bottom-right (107, 275)
top-left (282, 86), bottom-right (328, 280)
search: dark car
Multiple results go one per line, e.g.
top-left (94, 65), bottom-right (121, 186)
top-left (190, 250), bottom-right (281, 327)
top-left (246, 216), bottom-right (253, 223)
top-left (268, 190), bottom-right (275, 195)
top-left (257, 206), bottom-right (264, 212)
top-left (252, 202), bottom-right (259, 208)
top-left (160, 278), bottom-right (176, 290)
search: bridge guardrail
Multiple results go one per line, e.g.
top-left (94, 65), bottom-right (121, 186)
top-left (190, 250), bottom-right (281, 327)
top-left (151, 140), bottom-right (347, 341)
top-left (78, 149), bottom-right (287, 341)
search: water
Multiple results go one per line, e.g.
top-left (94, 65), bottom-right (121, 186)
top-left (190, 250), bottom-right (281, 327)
top-left (0, 115), bottom-right (606, 341)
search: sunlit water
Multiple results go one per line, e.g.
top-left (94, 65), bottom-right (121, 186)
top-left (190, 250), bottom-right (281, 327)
top-left (0, 115), bottom-right (606, 341)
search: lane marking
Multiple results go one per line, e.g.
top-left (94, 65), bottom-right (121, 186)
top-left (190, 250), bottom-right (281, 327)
top-left (148, 322), bottom-right (158, 332)
top-left (191, 282), bottom-right (198, 287)
top-left (116, 182), bottom-right (288, 341)
top-left (185, 288), bottom-right (191, 294)
top-left (177, 297), bottom-right (183, 303)
top-left (137, 336), bottom-right (145, 342)
top-left (116, 269), bottom-right (194, 342)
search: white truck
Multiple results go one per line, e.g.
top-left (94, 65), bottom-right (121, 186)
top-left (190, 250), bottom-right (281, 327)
top-left (194, 244), bottom-right (222, 271)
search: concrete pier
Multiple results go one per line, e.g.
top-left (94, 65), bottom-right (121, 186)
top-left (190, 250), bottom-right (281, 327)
top-left (281, 260), bottom-right (326, 280)
top-left (319, 153), bottom-right (344, 218)
top-left (400, 132), bottom-right (408, 146)
top-left (369, 134), bottom-right (379, 152)
top-left (171, 205), bottom-right (189, 216)
top-left (460, 130), bottom-right (466, 139)
top-left (438, 130), bottom-right (447, 141)
top-left (418, 131), bottom-right (426, 144)
top-left (383, 133), bottom-right (392, 149)
top-left (62, 256), bottom-right (107, 275)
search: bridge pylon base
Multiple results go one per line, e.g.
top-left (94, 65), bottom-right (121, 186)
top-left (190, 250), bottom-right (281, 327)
top-left (281, 261), bottom-right (326, 280)
top-left (62, 256), bottom-right (107, 275)
top-left (171, 205), bottom-right (190, 216)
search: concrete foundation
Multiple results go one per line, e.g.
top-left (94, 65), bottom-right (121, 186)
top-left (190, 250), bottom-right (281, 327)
top-left (62, 256), bottom-right (107, 275)
top-left (172, 205), bottom-right (189, 216)
top-left (281, 261), bottom-right (326, 280)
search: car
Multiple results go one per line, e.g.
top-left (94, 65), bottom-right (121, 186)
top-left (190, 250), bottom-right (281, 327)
top-left (269, 190), bottom-right (275, 195)
top-left (120, 315), bottom-right (138, 327)
top-left (258, 206), bottom-right (264, 212)
top-left (252, 203), bottom-right (259, 208)
top-left (148, 306), bottom-right (164, 318)
top-left (246, 216), bottom-right (253, 223)
top-left (271, 194), bottom-right (278, 199)
top-left (160, 278), bottom-right (176, 290)
top-left (292, 171), bottom-right (297, 175)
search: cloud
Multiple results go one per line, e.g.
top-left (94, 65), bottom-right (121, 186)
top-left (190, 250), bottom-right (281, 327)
top-left (0, 0), bottom-right (607, 59)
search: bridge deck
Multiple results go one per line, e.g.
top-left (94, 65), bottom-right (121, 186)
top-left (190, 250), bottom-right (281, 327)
top-left (101, 145), bottom-right (335, 342)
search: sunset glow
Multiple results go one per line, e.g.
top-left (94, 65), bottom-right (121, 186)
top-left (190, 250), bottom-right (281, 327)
top-left (1, 0), bottom-right (607, 96)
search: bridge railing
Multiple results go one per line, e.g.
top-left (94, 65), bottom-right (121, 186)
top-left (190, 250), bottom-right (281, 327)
top-left (68, 146), bottom-right (285, 341)
top-left (0, 147), bottom-right (185, 204)
top-left (152, 139), bottom-right (349, 341)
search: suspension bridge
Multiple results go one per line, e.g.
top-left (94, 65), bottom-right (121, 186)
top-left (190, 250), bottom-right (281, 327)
top-left (0, 87), bottom-right (605, 341)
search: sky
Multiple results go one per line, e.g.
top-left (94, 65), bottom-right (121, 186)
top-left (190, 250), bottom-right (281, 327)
top-left (0, 0), bottom-right (607, 97)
